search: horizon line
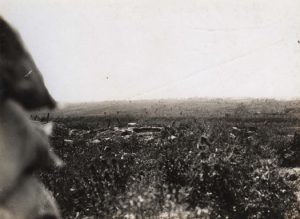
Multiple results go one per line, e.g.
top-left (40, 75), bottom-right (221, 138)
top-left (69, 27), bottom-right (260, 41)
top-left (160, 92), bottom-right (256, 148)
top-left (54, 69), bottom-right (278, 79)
top-left (54, 96), bottom-right (300, 105)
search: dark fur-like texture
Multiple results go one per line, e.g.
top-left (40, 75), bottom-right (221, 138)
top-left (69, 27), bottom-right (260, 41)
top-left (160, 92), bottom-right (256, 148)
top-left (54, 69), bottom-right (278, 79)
top-left (0, 17), bottom-right (61, 219)
top-left (0, 17), bottom-right (55, 110)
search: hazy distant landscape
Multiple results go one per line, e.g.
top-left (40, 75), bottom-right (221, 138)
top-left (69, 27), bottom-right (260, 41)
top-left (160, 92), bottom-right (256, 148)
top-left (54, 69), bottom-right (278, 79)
top-left (2, 0), bottom-right (299, 218)
top-left (37, 98), bottom-right (300, 119)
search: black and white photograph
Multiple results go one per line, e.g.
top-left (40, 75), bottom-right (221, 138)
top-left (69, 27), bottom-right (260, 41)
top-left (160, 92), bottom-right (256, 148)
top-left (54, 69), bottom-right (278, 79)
top-left (0, 0), bottom-right (300, 218)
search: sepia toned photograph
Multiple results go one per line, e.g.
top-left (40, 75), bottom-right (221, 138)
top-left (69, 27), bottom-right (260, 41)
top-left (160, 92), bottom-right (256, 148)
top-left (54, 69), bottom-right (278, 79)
top-left (0, 0), bottom-right (300, 218)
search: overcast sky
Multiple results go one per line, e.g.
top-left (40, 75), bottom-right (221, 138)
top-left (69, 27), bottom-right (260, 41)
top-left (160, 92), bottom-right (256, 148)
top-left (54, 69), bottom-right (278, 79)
top-left (1, 0), bottom-right (300, 102)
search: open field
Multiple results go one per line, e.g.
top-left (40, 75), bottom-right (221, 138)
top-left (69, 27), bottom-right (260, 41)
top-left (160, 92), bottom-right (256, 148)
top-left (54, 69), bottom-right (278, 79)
top-left (38, 99), bottom-right (300, 218)
top-left (36, 98), bottom-right (300, 118)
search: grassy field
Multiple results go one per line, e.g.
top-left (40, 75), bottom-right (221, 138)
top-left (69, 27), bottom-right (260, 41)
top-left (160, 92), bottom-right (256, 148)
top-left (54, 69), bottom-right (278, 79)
top-left (38, 99), bottom-right (300, 218)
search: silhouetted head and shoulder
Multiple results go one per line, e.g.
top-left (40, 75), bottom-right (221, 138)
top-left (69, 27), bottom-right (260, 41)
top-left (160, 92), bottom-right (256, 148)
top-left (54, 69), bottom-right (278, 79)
top-left (0, 17), bottom-right (55, 110)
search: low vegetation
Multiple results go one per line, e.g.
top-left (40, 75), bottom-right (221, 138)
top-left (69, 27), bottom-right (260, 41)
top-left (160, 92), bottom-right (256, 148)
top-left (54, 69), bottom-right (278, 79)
top-left (39, 112), bottom-right (300, 218)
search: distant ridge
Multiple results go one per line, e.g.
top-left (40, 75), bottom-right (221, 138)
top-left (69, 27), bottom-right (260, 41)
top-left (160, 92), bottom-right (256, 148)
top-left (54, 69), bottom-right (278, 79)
top-left (34, 98), bottom-right (300, 118)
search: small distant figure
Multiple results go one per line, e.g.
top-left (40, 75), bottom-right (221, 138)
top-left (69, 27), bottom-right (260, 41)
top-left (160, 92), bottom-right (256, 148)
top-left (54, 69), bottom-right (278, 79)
top-left (292, 132), bottom-right (300, 151)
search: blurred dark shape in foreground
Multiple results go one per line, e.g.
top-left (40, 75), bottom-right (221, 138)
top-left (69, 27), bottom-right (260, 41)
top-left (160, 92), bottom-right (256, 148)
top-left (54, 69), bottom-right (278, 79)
top-left (0, 17), bottom-right (56, 110)
top-left (0, 17), bottom-right (61, 219)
